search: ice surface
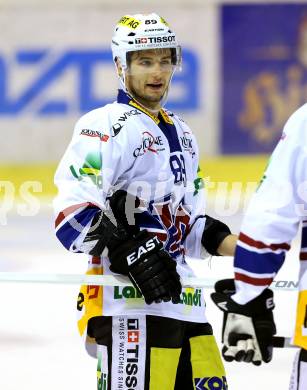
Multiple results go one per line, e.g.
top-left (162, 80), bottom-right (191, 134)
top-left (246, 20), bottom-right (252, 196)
top-left (0, 208), bottom-right (300, 389)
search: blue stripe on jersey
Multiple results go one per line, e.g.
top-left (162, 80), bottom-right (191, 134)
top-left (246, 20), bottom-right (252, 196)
top-left (56, 207), bottom-right (99, 250)
top-left (234, 245), bottom-right (285, 275)
top-left (157, 114), bottom-right (182, 153)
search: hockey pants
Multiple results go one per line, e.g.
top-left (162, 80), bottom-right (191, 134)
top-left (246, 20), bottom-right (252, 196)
top-left (87, 314), bottom-right (228, 390)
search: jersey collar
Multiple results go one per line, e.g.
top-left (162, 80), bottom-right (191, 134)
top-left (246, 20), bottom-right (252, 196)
top-left (117, 89), bottom-right (181, 153)
top-left (117, 89), bottom-right (173, 126)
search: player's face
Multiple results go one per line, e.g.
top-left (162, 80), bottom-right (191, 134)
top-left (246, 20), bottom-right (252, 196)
top-left (125, 49), bottom-right (174, 110)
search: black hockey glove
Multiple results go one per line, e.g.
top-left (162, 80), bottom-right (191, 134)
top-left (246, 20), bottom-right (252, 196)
top-left (84, 190), bottom-right (182, 305)
top-left (107, 230), bottom-right (181, 305)
top-left (211, 279), bottom-right (276, 366)
top-left (201, 215), bottom-right (231, 256)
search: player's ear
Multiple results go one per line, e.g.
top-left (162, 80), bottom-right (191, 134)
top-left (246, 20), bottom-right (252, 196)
top-left (115, 57), bottom-right (123, 78)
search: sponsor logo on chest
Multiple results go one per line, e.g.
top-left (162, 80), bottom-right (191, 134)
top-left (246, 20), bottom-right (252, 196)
top-left (133, 131), bottom-right (166, 157)
top-left (180, 131), bottom-right (195, 157)
top-left (111, 109), bottom-right (142, 137)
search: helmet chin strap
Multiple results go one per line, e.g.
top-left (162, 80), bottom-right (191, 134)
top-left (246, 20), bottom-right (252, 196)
top-left (116, 66), bottom-right (176, 114)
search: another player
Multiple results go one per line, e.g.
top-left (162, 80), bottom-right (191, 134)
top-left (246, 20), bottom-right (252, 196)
top-left (54, 13), bottom-right (236, 389)
top-left (211, 103), bottom-right (307, 389)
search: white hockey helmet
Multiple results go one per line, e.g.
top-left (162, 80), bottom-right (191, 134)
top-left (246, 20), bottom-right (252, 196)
top-left (111, 13), bottom-right (182, 71)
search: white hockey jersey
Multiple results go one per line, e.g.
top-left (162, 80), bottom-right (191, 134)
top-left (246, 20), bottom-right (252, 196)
top-left (53, 89), bottom-right (209, 348)
top-left (232, 103), bottom-right (307, 349)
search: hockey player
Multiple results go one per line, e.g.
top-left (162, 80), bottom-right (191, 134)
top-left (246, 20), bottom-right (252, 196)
top-left (211, 103), bottom-right (307, 389)
top-left (54, 13), bottom-right (236, 389)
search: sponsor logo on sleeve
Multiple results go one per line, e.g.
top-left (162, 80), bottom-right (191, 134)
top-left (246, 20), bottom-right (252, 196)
top-left (80, 129), bottom-right (109, 142)
top-left (70, 151), bottom-right (102, 189)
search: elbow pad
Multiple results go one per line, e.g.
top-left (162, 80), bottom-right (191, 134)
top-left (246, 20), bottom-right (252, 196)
top-left (201, 215), bottom-right (231, 256)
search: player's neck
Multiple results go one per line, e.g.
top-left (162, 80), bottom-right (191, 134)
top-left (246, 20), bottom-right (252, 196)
top-left (125, 89), bottom-right (161, 117)
top-left (146, 106), bottom-right (160, 117)
top-left (133, 97), bottom-right (161, 117)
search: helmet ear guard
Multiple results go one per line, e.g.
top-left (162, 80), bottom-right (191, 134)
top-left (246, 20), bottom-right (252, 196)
top-left (114, 57), bottom-right (124, 77)
top-left (114, 56), bottom-right (128, 92)
top-left (171, 46), bottom-right (182, 69)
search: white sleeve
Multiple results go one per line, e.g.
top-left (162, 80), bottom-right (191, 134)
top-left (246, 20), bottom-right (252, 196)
top-left (233, 106), bottom-right (307, 303)
top-left (53, 108), bottom-right (138, 252)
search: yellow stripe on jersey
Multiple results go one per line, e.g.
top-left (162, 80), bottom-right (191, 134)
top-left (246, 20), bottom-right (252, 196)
top-left (293, 290), bottom-right (307, 349)
top-left (129, 100), bottom-right (160, 124)
top-left (160, 109), bottom-right (174, 125)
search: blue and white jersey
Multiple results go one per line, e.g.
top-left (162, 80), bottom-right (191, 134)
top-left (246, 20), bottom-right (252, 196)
top-left (231, 103), bottom-right (307, 349)
top-left (53, 89), bottom-right (209, 342)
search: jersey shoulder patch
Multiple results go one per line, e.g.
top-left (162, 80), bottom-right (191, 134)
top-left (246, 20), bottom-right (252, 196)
top-left (109, 103), bottom-right (143, 137)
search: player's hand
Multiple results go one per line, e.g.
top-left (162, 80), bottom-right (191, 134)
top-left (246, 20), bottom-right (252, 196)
top-left (211, 279), bottom-right (276, 365)
top-left (108, 230), bottom-right (182, 305)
